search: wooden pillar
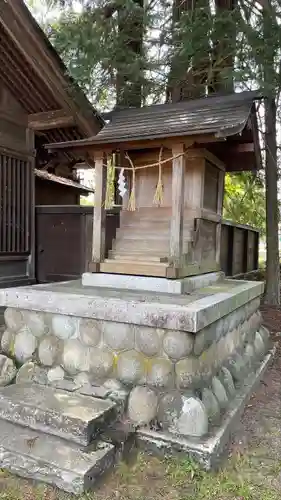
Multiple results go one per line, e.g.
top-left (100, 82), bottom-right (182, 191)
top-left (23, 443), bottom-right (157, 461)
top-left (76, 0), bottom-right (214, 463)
top-left (215, 169), bottom-right (225, 267)
top-left (26, 128), bottom-right (35, 281)
top-left (170, 143), bottom-right (185, 265)
top-left (92, 151), bottom-right (106, 264)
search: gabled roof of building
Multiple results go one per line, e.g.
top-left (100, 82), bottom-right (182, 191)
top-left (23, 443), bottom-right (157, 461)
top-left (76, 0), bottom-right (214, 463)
top-left (46, 90), bottom-right (262, 151)
top-left (35, 169), bottom-right (94, 195)
top-left (0, 0), bottom-right (103, 144)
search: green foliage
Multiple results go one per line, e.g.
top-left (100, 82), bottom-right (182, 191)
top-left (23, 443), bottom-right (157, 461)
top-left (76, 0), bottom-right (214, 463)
top-left (165, 456), bottom-right (203, 483)
top-left (26, 0), bottom-right (281, 108)
top-left (80, 196), bottom-right (94, 206)
top-left (223, 172), bottom-right (266, 235)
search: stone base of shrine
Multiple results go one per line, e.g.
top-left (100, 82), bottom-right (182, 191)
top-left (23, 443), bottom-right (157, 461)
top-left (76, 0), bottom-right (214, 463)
top-left (0, 276), bottom-right (271, 491)
top-left (82, 271), bottom-right (224, 294)
top-left (137, 347), bottom-right (274, 469)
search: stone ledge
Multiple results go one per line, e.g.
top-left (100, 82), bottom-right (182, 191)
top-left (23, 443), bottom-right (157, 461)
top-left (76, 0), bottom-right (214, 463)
top-left (0, 279), bottom-right (264, 333)
top-left (0, 383), bottom-right (117, 446)
top-left (137, 346), bottom-right (275, 469)
top-left (82, 272), bottom-right (224, 295)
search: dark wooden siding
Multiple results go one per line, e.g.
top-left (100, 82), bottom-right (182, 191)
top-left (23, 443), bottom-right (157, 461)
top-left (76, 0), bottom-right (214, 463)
top-left (0, 153), bottom-right (33, 286)
top-left (0, 84), bottom-right (34, 287)
top-left (35, 206), bottom-right (120, 283)
top-left (0, 153), bottom-right (31, 254)
top-left (35, 178), bottom-right (80, 205)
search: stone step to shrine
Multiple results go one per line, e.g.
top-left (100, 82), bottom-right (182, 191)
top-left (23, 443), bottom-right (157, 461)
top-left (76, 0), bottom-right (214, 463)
top-left (0, 418), bottom-right (115, 494)
top-left (0, 383), bottom-right (117, 446)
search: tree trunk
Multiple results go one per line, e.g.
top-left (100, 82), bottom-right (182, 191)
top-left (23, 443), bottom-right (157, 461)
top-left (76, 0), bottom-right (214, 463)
top-left (166, 0), bottom-right (211, 103)
top-left (263, 0), bottom-right (280, 305)
top-left (264, 96), bottom-right (280, 304)
top-left (116, 0), bottom-right (144, 108)
top-left (209, 0), bottom-right (236, 94)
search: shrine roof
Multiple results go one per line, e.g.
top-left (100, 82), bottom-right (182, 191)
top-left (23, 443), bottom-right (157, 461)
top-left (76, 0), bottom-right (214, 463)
top-left (46, 91), bottom-right (262, 151)
top-left (0, 0), bottom-right (103, 145)
top-left (35, 169), bottom-right (94, 195)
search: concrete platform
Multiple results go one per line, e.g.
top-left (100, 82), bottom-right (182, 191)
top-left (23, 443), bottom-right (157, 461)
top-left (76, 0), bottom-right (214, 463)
top-left (0, 384), bottom-right (117, 446)
top-left (0, 278), bottom-right (264, 332)
top-left (82, 271), bottom-right (224, 294)
top-left (0, 419), bottom-right (115, 494)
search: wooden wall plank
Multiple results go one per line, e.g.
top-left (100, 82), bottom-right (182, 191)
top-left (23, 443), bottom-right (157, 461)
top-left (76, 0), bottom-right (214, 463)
top-left (2, 155), bottom-right (7, 252)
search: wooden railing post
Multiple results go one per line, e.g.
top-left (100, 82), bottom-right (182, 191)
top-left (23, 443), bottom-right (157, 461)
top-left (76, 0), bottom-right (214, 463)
top-left (170, 144), bottom-right (185, 265)
top-left (92, 151), bottom-right (106, 264)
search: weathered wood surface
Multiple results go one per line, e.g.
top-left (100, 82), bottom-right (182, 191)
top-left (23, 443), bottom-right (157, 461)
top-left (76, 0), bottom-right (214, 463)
top-left (34, 206), bottom-right (259, 283)
top-left (220, 220), bottom-right (259, 276)
top-left (28, 110), bottom-right (75, 130)
top-left (0, 0), bottom-right (101, 136)
top-left (170, 144), bottom-right (185, 264)
top-left (35, 206), bottom-right (120, 283)
top-left (92, 153), bottom-right (106, 263)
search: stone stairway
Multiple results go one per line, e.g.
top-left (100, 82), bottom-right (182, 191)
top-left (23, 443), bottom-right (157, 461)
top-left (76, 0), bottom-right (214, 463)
top-left (0, 383), bottom-right (128, 494)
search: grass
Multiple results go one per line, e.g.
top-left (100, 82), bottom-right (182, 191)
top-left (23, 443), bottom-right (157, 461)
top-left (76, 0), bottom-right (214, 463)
top-left (0, 450), bottom-right (280, 500)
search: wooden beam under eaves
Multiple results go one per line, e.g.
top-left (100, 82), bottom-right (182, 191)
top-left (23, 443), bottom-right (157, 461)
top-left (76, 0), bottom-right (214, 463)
top-left (28, 109), bottom-right (76, 130)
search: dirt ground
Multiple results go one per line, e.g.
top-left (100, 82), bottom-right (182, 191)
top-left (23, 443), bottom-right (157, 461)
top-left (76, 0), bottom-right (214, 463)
top-left (1, 305), bottom-right (281, 500)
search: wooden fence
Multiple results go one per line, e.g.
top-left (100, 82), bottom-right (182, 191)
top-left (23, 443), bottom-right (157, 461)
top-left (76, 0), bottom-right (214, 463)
top-left (220, 219), bottom-right (259, 277)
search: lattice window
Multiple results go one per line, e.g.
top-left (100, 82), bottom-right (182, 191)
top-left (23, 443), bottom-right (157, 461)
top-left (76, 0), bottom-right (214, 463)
top-left (0, 153), bottom-right (31, 253)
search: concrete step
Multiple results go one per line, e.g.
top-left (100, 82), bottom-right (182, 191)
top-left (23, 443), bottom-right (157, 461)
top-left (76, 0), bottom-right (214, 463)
top-left (0, 419), bottom-right (115, 494)
top-left (0, 383), bottom-right (117, 446)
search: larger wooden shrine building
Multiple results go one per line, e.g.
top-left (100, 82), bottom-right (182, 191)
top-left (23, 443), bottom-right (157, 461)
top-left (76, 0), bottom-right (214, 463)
top-left (0, 0), bottom-right (102, 287)
top-left (48, 91), bottom-right (262, 280)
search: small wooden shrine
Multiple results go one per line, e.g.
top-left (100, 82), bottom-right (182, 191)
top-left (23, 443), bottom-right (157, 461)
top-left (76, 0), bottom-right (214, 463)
top-left (47, 91), bottom-right (262, 279)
